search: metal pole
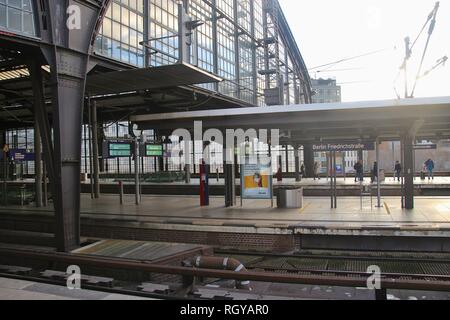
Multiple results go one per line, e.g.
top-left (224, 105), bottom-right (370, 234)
top-left (285, 145), bottom-right (289, 174)
top-left (294, 146), bottom-right (300, 182)
top-left (342, 152), bottom-right (346, 181)
top-left (119, 180), bottom-right (124, 205)
top-left (329, 152), bottom-right (333, 209)
top-left (35, 120), bottom-right (43, 208)
top-left (135, 137), bottom-right (140, 205)
top-left (400, 139), bottom-right (405, 208)
top-left (334, 151), bottom-right (338, 208)
top-left (91, 101), bottom-right (100, 199)
top-left (43, 158), bottom-right (48, 207)
top-left (87, 100), bottom-right (94, 200)
top-left (403, 136), bottom-right (415, 209)
top-left (376, 138), bottom-right (382, 208)
top-left (2, 149), bottom-right (7, 206)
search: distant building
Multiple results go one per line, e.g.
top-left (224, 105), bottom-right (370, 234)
top-left (311, 78), bottom-right (342, 104)
top-left (310, 79), bottom-right (357, 174)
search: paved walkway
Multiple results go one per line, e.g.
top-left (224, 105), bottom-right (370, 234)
top-left (4, 194), bottom-right (448, 229)
top-left (78, 195), bottom-right (450, 227)
top-left (2, 193), bottom-right (450, 231)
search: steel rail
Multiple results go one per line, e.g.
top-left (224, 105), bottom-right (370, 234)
top-left (1, 248), bottom-right (450, 293)
top-left (215, 249), bottom-right (450, 264)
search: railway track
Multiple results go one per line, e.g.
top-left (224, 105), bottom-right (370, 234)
top-left (214, 249), bottom-right (450, 282)
top-left (0, 246), bottom-right (449, 300)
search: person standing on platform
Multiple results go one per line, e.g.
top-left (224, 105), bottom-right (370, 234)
top-left (371, 162), bottom-right (378, 183)
top-left (425, 159), bottom-right (435, 181)
top-left (354, 160), bottom-right (364, 183)
top-left (276, 166), bottom-right (283, 182)
top-left (394, 161), bottom-right (402, 182)
top-left (313, 162), bottom-right (321, 181)
top-left (300, 163), bottom-right (305, 181)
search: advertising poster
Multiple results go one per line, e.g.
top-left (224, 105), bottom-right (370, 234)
top-left (240, 161), bottom-right (273, 200)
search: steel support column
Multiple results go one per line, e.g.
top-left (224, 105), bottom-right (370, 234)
top-left (29, 60), bottom-right (56, 205)
top-left (143, 0), bottom-right (150, 68)
top-left (36, 0), bottom-right (110, 252)
top-left (34, 117), bottom-right (43, 208)
top-left (294, 145), bottom-right (301, 182)
top-left (403, 135), bottom-right (415, 209)
top-left (303, 143), bottom-right (315, 178)
top-left (90, 101), bottom-right (100, 199)
top-left (211, 0), bottom-right (219, 93)
top-left (249, 0), bottom-right (258, 105)
top-left (376, 138), bottom-right (382, 208)
top-left (1, 130), bottom-right (6, 205)
top-left (233, 0), bottom-right (241, 99)
top-left (284, 145), bottom-right (289, 173)
top-left (224, 146), bottom-right (236, 207)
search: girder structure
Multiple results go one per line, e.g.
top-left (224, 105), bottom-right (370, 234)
top-left (37, 0), bottom-right (111, 252)
top-left (260, 0), bottom-right (312, 105)
top-left (0, 0), bottom-right (112, 252)
top-left (0, 0), bottom-right (314, 250)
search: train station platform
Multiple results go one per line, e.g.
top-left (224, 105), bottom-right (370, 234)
top-left (80, 176), bottom-right (450, 197)
top-left (3, 177), bottom-right (450, 199)
top-left (1, 194), bottom-right (449, 252)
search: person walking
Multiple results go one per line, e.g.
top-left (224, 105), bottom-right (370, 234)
top-left (425, 159), bottom-right (435, 181)
top-left (394, 161), bottom-right (402, 182)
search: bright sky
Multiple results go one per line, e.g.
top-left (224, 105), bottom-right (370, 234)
top-left (279, 0), bottom-right (450, 102)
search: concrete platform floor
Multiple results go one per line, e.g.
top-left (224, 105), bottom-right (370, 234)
top-left (3, 194), bottom-right (449, 231)
top-left (85, 195), bottom-right (450, 227)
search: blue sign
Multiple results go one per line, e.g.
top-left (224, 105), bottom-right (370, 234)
top-left (313, 142), bottom-right (375, 152)
top-left (414, 144), bottom-right (437, 150)
top-left (9, 149), bottom-right (36, 162)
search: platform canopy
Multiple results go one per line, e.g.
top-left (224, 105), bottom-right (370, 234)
top-left (86, 62), bottom-right (223, 95)
top-left (131, 96), bottom-right (450, 143)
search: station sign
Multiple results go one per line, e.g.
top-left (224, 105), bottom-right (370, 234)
top-left (142, 143), bottom-right (163, 157)
top-left (240, 160), bottom-right (273, 200)
top-left (312, 142), bottom-right (375, 152)
top-left (414, 144), bottom-right (437, 150)
top-left (9, 149), bottom-right (36, 162)
top-left (103, 141), bottom-right (133, 158)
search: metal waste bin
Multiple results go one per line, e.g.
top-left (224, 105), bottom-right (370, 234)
top-left (277, 187), bottom-right (303, 209)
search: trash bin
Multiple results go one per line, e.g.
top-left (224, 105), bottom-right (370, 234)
top-left (277, 187), bottom-right (303, 209)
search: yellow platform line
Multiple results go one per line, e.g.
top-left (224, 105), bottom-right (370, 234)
top-left (299, 202), bottom-right (311, 214)
top-left (384, 202), bottom-right (391, 215)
